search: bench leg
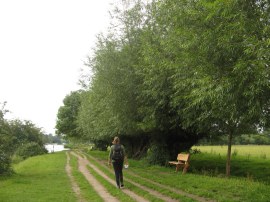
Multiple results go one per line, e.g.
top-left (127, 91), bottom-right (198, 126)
top-left (182, 163), bottom-right (189, 174)
top-left (176, 164), bottom-right (180, 172)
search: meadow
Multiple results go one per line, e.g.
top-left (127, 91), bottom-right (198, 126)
top-left (192, 145), bottom-right (270, 159)
top-left (190, 145), bottom-right (270, 183)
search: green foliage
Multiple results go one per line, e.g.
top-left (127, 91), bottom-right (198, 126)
top-left (42, 133), bottom-right (63, 144)
top-left (0, 151), bottom-right (12, 175)
top-left (0, 102), bottom-right (13, 174)
top-left (0, 102), bottom-right (48, 173)
top-left (146, 144), bottom-right (170, 166)
top-left (56, 91), bottom-right (82, 139)
top-left (15, 142), bottom-right (47, 160)
top-left (58, 0), bottom-right (270, 171)
top-left (8, 119), bottom-right (44, 146)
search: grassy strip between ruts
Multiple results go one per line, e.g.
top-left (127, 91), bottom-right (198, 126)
top-left (83, 151), bottom-right (196, 202)
top-left (85, 150), bottom-right (270, 202)
top-left (82, 152), bottom-right (164, 202)
top-left (0, 152), bottom-right (76, 202)
top-left (69, 153), bottom-right (103, 201)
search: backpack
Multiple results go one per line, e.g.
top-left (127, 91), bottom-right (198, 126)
top-left (112, 144), bottom-right (123, 161)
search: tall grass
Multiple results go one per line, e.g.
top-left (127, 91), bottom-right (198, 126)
top-left (0, 152), bottom-right (76, 202)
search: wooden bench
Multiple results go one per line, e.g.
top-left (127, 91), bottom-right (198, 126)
top-left (168, 153), bottom-right (190, 173)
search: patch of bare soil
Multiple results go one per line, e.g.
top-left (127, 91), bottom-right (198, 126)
top-left (65, 152), bottom-right (86, 202)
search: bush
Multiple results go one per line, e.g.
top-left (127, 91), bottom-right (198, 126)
top-left (146, 144), bottom-right (170, 166)
top-left (15, 142), bottom-right (48, 160)
top-left (0, 151), bottom-right (12, 175)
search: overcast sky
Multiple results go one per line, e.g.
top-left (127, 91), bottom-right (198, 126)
top-left (0, 0), bottom-right (115, 134)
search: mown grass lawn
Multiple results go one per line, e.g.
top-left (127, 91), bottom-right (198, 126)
top-left (0, 152), bottom-right (76, 202)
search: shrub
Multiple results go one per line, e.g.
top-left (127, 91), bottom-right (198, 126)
top-left (146, 144), bottom-right (170, 166)
top-left (15, 142), bottom-right (48, 159)
top-left (0, 151), bottom-right (12, 175)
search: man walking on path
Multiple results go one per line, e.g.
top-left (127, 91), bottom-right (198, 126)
top-left (108, 136), bottom-right (128, 189)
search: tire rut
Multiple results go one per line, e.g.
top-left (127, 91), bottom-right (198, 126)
top-left (65, 152), bottom-right (86, 202)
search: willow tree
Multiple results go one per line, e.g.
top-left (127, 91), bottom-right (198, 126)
top-left (78, 1), bottom-right (149, 155)
top-left (55, 91), bottom-right (83, 140)
top-left (168, 0), bottom-right (270, 176)
top-left (132, 0), bottom-right (205, 162)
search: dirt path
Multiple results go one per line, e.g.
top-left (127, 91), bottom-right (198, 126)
top-left (65, 152), bottom-right (86, 202)
top-left (72, 151), bottom-right (149, 202)
top-left (80, 152), bottom-right (179, 202)
top-left (83, 151), bottom-right (216, 202)
top-left (70, 152), bottom-right (119, 202)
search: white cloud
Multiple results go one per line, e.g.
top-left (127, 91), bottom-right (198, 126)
top-left (0, 0), bottom-right (115, 134)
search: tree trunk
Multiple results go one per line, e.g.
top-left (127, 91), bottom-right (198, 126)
top-left (226, 132), bottom-right (233, 177)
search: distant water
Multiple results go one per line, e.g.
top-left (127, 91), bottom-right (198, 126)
top-left (45, 144), bottom-right (69, 153)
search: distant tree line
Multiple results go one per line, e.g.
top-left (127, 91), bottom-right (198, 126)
top-left (42, 133), bottom-right (63, 144)
top-left (0, 102), bottom-right (47, 175)
top-left (56, 0), bottom-right (270, 176)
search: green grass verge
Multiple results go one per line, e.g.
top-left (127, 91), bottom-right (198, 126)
top-left (69, 153), bottom-right (103, 201)
top-left (86, 150), bottom-right (270, 202)
top-left (0, 152), bottom-right (76, 202)
top-left (124, 171), bottom-right (196, 202)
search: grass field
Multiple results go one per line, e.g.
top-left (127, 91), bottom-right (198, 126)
top-left (0, 152), bottom-right (76, 202)
top-left (190, 145), bottom-right (270, 183)
top-left (192, 145), bottom-right (270, 159)
top-left (1, 147), bottom-right (270, 202)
